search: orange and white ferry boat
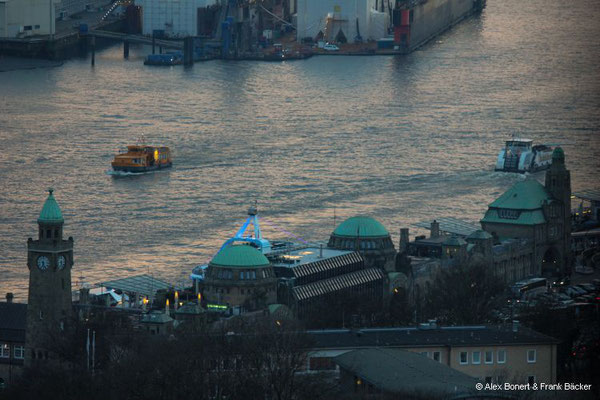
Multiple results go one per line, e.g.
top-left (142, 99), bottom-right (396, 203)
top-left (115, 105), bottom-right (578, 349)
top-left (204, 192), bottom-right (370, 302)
top-left (111, 145), bottom-right (172, 173)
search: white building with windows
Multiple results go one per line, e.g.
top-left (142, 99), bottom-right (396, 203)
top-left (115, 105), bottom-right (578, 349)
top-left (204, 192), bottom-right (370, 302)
top-left (0, 0), bottom-right (60, 38)
top-left (306, 323), bottom-right (558, 385)
top-left (0, 299), bottom-right (26, 388)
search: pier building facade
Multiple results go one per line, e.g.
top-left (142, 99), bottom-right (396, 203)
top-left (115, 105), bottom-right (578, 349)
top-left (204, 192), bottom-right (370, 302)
top-left (481, 148), bottom-right (572, 277)
top-left (327, 216), bottom-right (397, 272)
top-left (269, 247), bottom-right (385, 324)
top-left (202, 245), bottom-right (278, 310)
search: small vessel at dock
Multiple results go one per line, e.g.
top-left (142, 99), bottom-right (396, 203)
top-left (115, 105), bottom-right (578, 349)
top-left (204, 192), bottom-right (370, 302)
top-left (111, 145), bottom-right (172, 173)
top-left (495, 138), bottom-right (553, 173)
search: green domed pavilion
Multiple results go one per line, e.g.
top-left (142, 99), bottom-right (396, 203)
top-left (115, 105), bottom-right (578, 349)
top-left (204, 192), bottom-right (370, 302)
top-left (203, 245), bottom-right (277, 309)
top-left (328, 216), bottom-right (396, 271)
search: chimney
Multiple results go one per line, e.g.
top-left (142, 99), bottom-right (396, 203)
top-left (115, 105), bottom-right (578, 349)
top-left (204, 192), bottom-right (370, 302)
top-left (6, 293), bottom-right (13, 303)
top-left (430, 220), bottom-right (440, 238)
top-left (512, 320), bottom-right (520, 333)
top-left (399, 228), bottom-right (409, 252)
top-left (79, 288), bottom-right (89, 306)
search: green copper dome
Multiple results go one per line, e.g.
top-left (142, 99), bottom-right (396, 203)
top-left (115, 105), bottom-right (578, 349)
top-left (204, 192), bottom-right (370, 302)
top-left (210, 245), bottom-right (270, 268)
top-left (37, 188), bottom-right (64, 224)
top-left (552, 147), bottom-right (565, 163)
top-left (332, 216), bottom-right (389, 238)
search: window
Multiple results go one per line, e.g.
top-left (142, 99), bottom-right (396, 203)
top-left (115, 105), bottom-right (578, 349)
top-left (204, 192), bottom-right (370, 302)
top-left (419, 351), bottom-right (428, 357)
top-left (0, 344), bottom-right (9, 358)
top-left (459, 351), bottom-right (468, 365)
top-left (240, 271), bottom-right (245, 280)
top-left (46, 229), bottom-right (52, 238)
top-left (497, 350), bottom-right (506, 364)
top-left (433, 351), bottom-right (441, 362)
top-left (34, 25), bottom-right (40, 29)
top-left (472, 351), bottom-right (481, 364)
top-left (24, 25), bottom-right (32, 31)
top-left (485, 351), bottom-right (493, 364)
top-left (309, 357), bottom-right (336, 371)
top-left (14, 346), bottom-right (24, 359)
top-left (528, 376), bottom-right (535, 385)
top-left (527, 349), bottom-right (536, 363)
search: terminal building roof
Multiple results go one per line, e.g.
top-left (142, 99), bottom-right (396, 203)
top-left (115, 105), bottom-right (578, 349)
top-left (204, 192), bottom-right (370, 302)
top-left (308, 325), bottom-right (559, 349)
top-left (210, 245), bottom-right (270, 268)
top-left (335, 348), bottom-right (479, 397)
top-left (332, 216), bottom-right (390, 237)
top-left (414, 217), bottom-right (479, 237)
top-left (100, 274), bottom-right (179, 297)
top-left (268, 247), bottom-right (355, 268)
top-left (293, 268), bottom-right (384, 301)
top-left (0, 302), bottom-right (27, 342)
top-left (488, 179), bottom-right (552, 210)
top-left (38, 188), bottom-right (64, 224)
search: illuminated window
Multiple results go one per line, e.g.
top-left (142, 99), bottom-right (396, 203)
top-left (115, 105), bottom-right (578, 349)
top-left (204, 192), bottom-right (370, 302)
top-left (527, 349), bottom-right (536, 363)
top-left (0, 344), bottom-right (9, 358)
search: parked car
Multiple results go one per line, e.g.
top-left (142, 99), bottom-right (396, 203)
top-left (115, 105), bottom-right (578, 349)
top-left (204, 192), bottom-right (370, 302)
top-left (577, 283), bottom-right (597, 293)
top-left (575, 265), bottom-right (594, 274)
top-left (552, 276), bottom-right (570, 287)
top-left (565, 286), bottom-right (586, 298)
top-left (323, 43), bottom-right (340, 51)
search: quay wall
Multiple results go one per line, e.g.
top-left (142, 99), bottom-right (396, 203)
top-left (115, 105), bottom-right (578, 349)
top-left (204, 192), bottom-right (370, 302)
top-left (409, 0), bottom-right (478, 51)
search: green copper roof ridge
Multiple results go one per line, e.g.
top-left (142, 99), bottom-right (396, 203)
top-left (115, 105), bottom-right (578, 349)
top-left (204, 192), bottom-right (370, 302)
top-left (37, 188), bottom-right (64, 223)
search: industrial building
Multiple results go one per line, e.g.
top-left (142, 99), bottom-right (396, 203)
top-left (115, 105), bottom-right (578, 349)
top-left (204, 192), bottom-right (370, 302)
top-left (138, 0), bottom-right (217, 37)
top-left (295, 0), bottom-right (389, 42)
top-left (0, 0), bottom-right (59, 38)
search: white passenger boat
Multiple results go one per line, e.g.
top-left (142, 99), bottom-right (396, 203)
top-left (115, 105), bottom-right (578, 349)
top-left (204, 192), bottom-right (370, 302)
top-left (495, 138), bottom-right (553, 173)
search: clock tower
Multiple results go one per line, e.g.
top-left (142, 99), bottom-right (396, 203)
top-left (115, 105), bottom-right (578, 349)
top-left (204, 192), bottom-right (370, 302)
top-left (25, 188), bottom-right (74, 366)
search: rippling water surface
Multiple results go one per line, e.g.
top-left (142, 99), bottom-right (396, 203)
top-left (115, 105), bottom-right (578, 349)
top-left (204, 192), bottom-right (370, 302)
top-left (1, 0), bottom-right (599, 300)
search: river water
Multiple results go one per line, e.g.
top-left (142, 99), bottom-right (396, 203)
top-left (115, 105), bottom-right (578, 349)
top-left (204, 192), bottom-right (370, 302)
top-left (1, 0), bottom-right (599, 301)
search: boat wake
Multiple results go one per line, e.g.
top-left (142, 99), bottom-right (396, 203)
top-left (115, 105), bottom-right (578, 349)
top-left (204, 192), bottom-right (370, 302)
top-left (105, 170), bottom-right (146, 177)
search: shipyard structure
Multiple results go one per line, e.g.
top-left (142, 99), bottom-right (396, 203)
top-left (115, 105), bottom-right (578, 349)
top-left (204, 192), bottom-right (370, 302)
top-left (1, 0), bottom-right (486, 59)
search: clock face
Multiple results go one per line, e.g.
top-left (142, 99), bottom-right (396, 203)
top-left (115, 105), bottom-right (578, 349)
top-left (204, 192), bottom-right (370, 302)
top-left (57, 255), bottom-right (66, 270)
top-left (37, 256), bottom-right (50, 271)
